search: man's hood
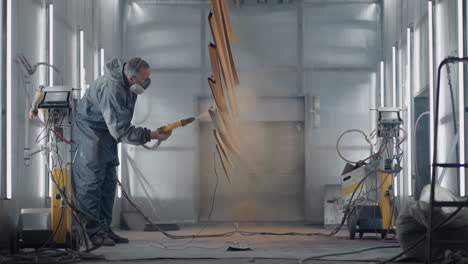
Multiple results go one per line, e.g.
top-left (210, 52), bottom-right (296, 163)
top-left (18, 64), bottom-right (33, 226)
top-left (105, 58), bottom-right (126, 83)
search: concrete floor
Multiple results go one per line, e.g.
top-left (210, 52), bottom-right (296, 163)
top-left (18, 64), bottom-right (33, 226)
top-left (80, 223), bottom-right (408, 264)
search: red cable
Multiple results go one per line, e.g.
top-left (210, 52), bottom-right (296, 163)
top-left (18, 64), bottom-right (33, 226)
top-left (54, 127), bottom-right (74, 145)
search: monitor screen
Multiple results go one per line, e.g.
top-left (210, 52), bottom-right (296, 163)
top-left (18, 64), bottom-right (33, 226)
top-left (44, 92), bottom-right (68, 103)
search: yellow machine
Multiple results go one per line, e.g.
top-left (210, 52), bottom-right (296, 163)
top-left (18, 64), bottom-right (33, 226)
top-left (340, 107), bottom-right (401, 239)
top-left (379, 172), bottom-right (395, 230)
top-left (51, 167), bottom-right (73, 245)
top-left (18, 87), bottom-right (78, 249)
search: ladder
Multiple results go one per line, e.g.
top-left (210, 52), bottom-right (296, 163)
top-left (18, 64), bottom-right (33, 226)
top-left (426, 57), bottom-right (468, 263)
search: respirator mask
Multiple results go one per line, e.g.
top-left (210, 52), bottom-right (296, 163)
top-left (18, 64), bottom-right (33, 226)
top-left (130, 78), bottom-right (151, 95)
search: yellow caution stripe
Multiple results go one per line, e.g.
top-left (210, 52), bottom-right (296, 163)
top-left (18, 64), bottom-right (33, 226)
top-left (342, 181), bottom-right (364, 196)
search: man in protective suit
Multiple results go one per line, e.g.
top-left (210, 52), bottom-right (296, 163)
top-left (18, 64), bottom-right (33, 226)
top-left (72, 57), bottom-right (171, 246)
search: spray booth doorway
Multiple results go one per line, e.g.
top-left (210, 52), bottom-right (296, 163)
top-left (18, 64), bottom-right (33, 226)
top-left (198, 121), bottom-right (305, 222)
top-left (197, 96), bottom-right (306, 222)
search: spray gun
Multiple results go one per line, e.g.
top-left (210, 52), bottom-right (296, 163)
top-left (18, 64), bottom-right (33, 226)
top-left (157, 117), bottom-right (196, 133)
top-left (143, 117), bottom-right (197, 150)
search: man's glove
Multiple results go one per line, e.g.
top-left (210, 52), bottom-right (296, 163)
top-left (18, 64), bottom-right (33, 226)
top-left (150, 129), bottom-right (172, 141)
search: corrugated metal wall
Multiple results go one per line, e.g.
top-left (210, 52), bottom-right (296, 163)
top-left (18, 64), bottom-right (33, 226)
top-left (303, 1), bottom-right (379, 223)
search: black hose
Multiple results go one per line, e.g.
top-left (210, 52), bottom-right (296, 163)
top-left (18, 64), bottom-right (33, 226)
top-left (301, 245), bottom-right (400, 263)
top-left (37, 207), bottom-right (65, 249)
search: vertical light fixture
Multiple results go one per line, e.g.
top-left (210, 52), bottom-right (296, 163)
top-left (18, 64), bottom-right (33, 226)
top-left (5, 0), bottom-right (12, 199)
top-left (39, 3), bottom-right (47, 198)
top-left (93, 50), bottom-right (98, 79)
top-left (428, 0), bottom-right (435, 175)
top-left (392, 46), bottom-right (397, 108)
top-left (399, 48), bottom-right (403, 108)
top-left (398, 47), bottom-right (404, 197)
top-left (406, 27), bottom-right (413, 196)
top-left (47, 3), bottom-right (55, 198)
top-left (458, 0), bottom-right (465, 196)
top-left (395, 48), bottom-right (406, 195)
top-left (380, 61), bottom-right (385, 107)
top-left (79, 30), bottom-right (85, 98)
top-left (48, 3), bottom-right (53, 86)
top-left (100, 48), bottom-right (105, 76)
top-left (392, 45), bottom-right (399, 197)
top-left (394, 159), bottom-right (399, 196)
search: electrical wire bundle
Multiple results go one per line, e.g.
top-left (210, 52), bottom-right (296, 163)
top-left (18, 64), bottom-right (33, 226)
top-left (335, 126), bottom-right (406, 237)
top-left (0, 249), bottom-right (104, 264)
top-left (15, 55), bottom-right (73, 147)
top-left (0, 139), bottom-right (107, 263)
top-left (336, 128), bottom-right (406, 168)
top-left (34, 110), bottom-right (74, 146)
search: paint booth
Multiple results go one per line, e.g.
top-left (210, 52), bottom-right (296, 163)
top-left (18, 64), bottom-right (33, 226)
top-left (0, 1), bottom-right (467, 263)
